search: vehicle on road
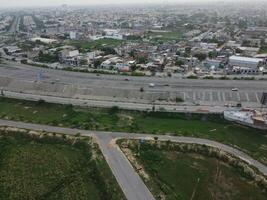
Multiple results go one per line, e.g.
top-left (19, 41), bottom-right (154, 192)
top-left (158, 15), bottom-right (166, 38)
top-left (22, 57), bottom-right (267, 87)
top-left (232, 88), bottom-right (239, 91)
top-left (149, 83), bottom-right (155, 87)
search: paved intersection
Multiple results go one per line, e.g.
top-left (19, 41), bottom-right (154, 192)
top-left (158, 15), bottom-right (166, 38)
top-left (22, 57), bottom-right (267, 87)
top-left (0, 119), bottom-right (266, 200)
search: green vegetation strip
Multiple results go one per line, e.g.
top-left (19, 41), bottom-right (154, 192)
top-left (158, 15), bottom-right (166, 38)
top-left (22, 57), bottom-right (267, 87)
top-left (68, 38), bottom-right (123, 52)
top-left (145, 29), bottom-right (186, 42)
top-left (0, 96), bottom-right (266, 165)
top-left (118, 139), bottom-right (267, 200)
top-left (0, 128), bottom-right (125, 200)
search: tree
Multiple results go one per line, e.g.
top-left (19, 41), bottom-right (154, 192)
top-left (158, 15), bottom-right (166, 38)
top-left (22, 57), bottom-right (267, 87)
top-left (185, 47), bottom-right (191, 55)
top-left (208, 51), bottom-right (217, 59)
top-left (176, 51), bottom-right (181, 56)
top-left (129, 50), bottom-right (135, 58)
top-left (152, 105), bottom-right (155, 112)
top-left (109, 106), bottom-right (119, 114)
top-left (79, 59), bottom-right (88, 66)
top-left (242, 40), bottom-right (251, 47)
top-left (21, 59), bottom-right (28, 64)
top-left (101, 47), bottom-right (116, 55)
top-left (37, 51), bottom-right (58, 63)
top-left (175, 59), bottom-right (185, 66)
top-left (137, 56), bottom-right (147, 64)
top-left (94, 60), bottom-right (102, 68)
top-left (194, 53), bottom-right (207, 61)
top-left (131, 64), bottom-right (138, 72)
top-left (238, 19), bottom-right (248, 30)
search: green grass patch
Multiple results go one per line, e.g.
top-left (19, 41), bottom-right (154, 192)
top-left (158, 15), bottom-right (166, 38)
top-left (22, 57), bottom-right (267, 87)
top-left (187, 75), bottom-right (198, 79)
top-left (0, 130), bottom-right (125, 200)
top-left (0, 97), bottom-right (266, 165)
top-left (145, 29), bottom-right (185, 42)
top-left (259, 46), bottom-right (267, 54)
top-left (68, 38), bottom-right (123, 52)
top-left (121, 141), bottom-right (267, 200)
top-left (175, 97), bottom-right (184, 103)
top-left (203, 76), bottom-right (214, 80)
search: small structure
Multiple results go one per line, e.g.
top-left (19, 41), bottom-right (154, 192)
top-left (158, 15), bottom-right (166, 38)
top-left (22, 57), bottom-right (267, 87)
top-left (4, 46), bottom-right (22, 55)
top-left (31, 37), bottom-right (58, 44)
top-left (224, 109), bottom-right (267, 130)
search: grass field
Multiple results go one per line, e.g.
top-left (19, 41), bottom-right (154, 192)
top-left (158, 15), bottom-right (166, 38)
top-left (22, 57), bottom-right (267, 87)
top-left (0, 130), bottom-right (125, 200)
top-left (145, 29), bottom-right (185, 42)
top-left (120, 140), bottom-right (267, 200)
top-left (68, 38), bottom-right (124, 52)
top-left (0, 97), bottom-right (266, 165)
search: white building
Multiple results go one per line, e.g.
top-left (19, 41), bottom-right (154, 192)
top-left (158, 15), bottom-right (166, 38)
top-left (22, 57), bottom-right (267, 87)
top-left (90, 29), bottom-right (123, 41)
top-left (69, 31), bottom-right (77, 40)
top-left (59, 50), bottom-right (80, 66)
top-left (229, 56), bottom-right (265, 74)
top-left (229, 56), bottom-right (264, 69)
top-left (31, 37), bottom-right (57, 44)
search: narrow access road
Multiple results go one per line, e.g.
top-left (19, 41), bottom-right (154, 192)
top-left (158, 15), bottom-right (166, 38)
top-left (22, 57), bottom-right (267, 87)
top-left (0, 119), bottom-right (155, 200)
top-left (0, 119), bottom-right (266, 200)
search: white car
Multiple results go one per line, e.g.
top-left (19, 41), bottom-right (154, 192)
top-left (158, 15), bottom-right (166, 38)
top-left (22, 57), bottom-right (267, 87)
top-left (149, 83), bottom-right (155, 87)
top-left (232, 88), bottom-right (239, 91)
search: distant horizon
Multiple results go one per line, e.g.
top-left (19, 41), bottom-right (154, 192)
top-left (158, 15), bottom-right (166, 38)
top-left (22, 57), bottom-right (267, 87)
top-left (0, 0), bottom-right (264, 9)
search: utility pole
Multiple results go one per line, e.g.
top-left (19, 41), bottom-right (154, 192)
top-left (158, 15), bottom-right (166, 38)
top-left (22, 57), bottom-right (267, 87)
top-left (260, 92), bottom-right (267, 112)
top-left (0, 88), bottom-right (4, 96)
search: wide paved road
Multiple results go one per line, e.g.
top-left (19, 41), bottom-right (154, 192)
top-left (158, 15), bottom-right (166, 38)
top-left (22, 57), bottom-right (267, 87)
top-left (3, 90), bottom-right (228, 113)
top-left (0, 119), bottom-right (266, 200)
top-left (0, 61), bottom-right (266, 109)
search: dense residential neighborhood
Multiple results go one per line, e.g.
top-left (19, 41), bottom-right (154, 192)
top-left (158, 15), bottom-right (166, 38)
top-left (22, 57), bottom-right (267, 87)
top-left (1, 2), bottom-right (267, 78)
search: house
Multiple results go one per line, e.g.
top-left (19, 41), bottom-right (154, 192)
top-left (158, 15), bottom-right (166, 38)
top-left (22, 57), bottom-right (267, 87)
top-left (4, 46), bottom-right (22, 55)
top-left (90, 29), bottom-right (123, 40)
top-left (116, 63), bottom-right (130, 72)
top-left (59, 50), bottom-right (80, 66)
top-left (237, 47), bottom-right (260, 57)
top-left (203, 59), bottom-right (223, 69)
top-left (100, 57), bottom-right (123, 69)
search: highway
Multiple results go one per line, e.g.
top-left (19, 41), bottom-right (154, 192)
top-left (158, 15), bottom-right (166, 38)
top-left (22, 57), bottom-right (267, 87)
top-left (0, 119), bottom-right (266, 200)
top-left (2, 90), bottom-right (228, 113)
top-left (0, 61), bottom-right (266, 111)
top-left (8, 16), bottom-right (20, 33)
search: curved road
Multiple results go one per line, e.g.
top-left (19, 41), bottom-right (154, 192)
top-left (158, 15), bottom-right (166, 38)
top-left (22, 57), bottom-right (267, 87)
top-left (0, 119), bottom-right (266, 200)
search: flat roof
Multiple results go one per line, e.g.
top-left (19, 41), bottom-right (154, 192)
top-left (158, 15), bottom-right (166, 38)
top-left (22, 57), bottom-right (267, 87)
top-left (229, 55), bottom-right (263, 63)
top-left (31, 37), bottom-right (57, 44)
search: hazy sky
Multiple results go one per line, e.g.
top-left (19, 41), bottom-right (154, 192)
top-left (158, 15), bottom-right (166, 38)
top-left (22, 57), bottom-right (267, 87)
top-left (0, 0), bottom-right (244, 8)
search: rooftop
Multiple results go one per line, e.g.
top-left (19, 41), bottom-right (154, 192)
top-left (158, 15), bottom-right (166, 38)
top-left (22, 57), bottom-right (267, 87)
top-left (229, 56), bottom-right (263, 63)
